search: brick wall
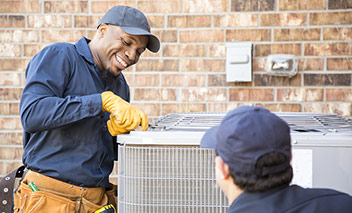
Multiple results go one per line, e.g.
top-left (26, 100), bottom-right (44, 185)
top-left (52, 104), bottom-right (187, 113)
top-left (0, 0), bottom-right (351, 179)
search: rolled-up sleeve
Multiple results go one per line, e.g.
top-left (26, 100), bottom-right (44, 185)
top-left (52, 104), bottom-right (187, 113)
top-left (20, 46), bottom-right (102, 133)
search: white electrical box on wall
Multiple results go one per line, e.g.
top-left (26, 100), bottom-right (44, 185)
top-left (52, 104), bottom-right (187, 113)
top-left (226, 42), bottom-right (252, 82)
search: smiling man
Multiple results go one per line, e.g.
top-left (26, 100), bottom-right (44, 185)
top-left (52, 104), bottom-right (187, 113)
top-left (14, 6), bottom-right (159, 213)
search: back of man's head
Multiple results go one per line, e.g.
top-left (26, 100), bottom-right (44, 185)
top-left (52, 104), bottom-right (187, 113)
top-left (201, 106), bottom-right (293, 192)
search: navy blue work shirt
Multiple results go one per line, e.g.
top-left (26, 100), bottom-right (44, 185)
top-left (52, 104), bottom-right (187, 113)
top-left (20, 37), bottom-right (130, 188)
top-left (228, 185), bottom-right (352, 213)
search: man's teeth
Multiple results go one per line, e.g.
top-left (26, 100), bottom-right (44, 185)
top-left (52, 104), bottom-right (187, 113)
top-left (116, 56), bottom-right (127, 67)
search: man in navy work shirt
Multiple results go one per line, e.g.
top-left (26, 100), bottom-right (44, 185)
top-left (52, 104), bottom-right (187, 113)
top-left (201, 106), bottom-right (352, 213)
top-left (14, 5), bottom-right (160, 212)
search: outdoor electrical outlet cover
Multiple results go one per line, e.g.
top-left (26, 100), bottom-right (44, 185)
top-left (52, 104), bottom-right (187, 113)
top-left (265, 54), bottom-right (297, 77)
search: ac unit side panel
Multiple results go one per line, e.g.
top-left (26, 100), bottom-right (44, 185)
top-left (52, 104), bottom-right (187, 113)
top-left (118, 145), bottom-right (229, 213)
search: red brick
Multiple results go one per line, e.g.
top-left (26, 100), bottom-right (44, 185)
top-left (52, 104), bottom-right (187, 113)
top-left (232, 0), bottom-right (274, 11)
top-left (0, 73), bottom-right (22, 86)
top-left (304, 74), bottom-right (351, 86)
top-left (181, 59), bottom-right (225, 72)
top-left (0, 102), bottom-right (20, 115)
top-left (274, 29), bottom-right (321, 41)
top-left (256, 103), bottom-right (302, 112)
top-left (134, 88), bottom-right (177, 101)
top-left (184, 0), bottom-right (228, 13)
top-left (279, 0), bottom-right (325, 10)
top-left (180, 30), bottom-right (224, 43)
top-left (168, 15), bottom-right (211, 28)
top-left (140, 49), bottom-right (160, 58)
top-left (277, 88), bottom-right (323, 102)
top-left (326, 88), bottom-right (352, 101)
top-left (0, 117), bottom-right (22, 130)
top-left (24, 44), bottom-right (46, 57)
top-left (0, 147), bottom-right (23, 160)
top-left (147, 16), bottom-right (164, 28)
top-left (75, 16), bottom-right (101, 28)
top-left (208, 74), bottom-right (253, 87)
top-left (0, 0), bottom-right (40, 13)
top-left (0, 59), bottom-right (28, 71)
top-left (229, 88), bottom-right (274, 101)
top-left (136, 59), bottom-right (179, 71)
top-left (328, 0), bottom-right (352, 9)
top-left (181, 88), bottom-right (226, 101)
top-left (253, 58), bottom-right (266, 71)
top-left (297, 58), bottom-right (324, 71)
top-left (226, 29), bottom-right (271, 42)
top-left (28, 15), bottom-right (72, 28)
top-left (261, 13), bottom-right (306, 26)
top-left (138, 1), bottom-right (182, 13)
top-left (0, 30), bottom-right (39, 42)
top-left (255, 44), bottom-right (301, 57)
top-left (304, 103), bottom-right (352, 117)
top-left (310, 12), bottom-right (352, 25)
top-left (207, 103), bottom-right (251, 112)
top-left (124, 73), bottom-right (159, 87)
top-left (91, 1), bottom-right (136, 13)
top-left (0, 88), bottom-right (23, 101)
top-left (0, 44), bottom-right (21, 57)
top-left (161, 74), bottom-right (206, 87)
top-left (163, 44), bottom-right (207, 57)
top-left (327, 58), bottom-right (352, 70)
top-left (162, 103), bottom-right (206, 114)
top-left (209, 44), bottom-right (226, 57)
top-left (0, 162), bottom-right (23, 175)
top-left (44, 1), bottom-right (88, 13)
top-left (304, 42), bottom-right (352, 56)
top-left (0, 133), bottom-right (22, 145)
top-left (214, 14), bottom-right (258, 27)
top-left (323, 27), bottom-right (352, 41)
top-left (0, 15), bottom-right (25, 28)
top-left (154, 30), bottom-right (177, 43)
top-left (130, 103), bottom-right (160, 116)
top-left (254, 74), bottom-right (301, 87)
top-left (87, 30), bottom-right (96, 40)
top-left (41, 30), bottom-right (85, 43)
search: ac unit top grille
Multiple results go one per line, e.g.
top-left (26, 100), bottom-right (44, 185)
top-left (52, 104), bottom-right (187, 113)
top-left (150, 112), bottom-right (352, 134)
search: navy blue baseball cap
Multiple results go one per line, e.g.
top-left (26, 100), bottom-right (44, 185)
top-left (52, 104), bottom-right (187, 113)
top-left (97, 5), bottom-right (160, 53)
top-left (201, 106), bottom-right (291, 176)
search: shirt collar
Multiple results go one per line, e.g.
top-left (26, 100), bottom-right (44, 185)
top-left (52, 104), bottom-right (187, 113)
top-left (75, 37), bottom-right (95, 65)
top-left (230, 185), bottom-right (288, 209)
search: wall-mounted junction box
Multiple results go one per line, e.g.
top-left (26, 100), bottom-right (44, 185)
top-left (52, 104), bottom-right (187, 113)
top-left (226, 42), bottom-right (252, 82)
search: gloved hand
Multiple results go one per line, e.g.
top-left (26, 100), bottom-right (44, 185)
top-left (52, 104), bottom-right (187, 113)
top-left (101, 91), bottom-right (149, 136)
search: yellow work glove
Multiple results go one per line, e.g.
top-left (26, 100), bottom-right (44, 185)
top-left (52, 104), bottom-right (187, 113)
top-left (101, 91), bottom-right (149, 136)
top-left (107, 114), bottom-right (129, 136)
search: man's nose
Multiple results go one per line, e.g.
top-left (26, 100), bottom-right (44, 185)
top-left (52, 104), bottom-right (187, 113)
top-left (125, 48), bottom-right (137, 63)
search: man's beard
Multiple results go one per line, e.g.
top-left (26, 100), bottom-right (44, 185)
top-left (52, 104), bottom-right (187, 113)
top-left (102, 69), bottom-right (119, 91)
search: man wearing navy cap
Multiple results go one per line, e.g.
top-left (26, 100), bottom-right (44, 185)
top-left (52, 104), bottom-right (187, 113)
top-left (201, 106), bottom-right (352, 213)
top-left (14, 5), bottom-right (159, 212)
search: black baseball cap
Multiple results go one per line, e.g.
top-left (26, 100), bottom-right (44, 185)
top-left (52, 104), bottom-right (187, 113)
top-left (97, 5), bottom-right (160, 53)
top-left (201, 106), bottom-right (291, 176)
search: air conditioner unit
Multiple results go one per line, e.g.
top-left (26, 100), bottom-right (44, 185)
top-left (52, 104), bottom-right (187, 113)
top-left (117, 112), bottom-right (352, 213)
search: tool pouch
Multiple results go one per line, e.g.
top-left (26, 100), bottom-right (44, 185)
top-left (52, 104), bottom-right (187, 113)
top-left (13, 180), bottom-right (76, 213)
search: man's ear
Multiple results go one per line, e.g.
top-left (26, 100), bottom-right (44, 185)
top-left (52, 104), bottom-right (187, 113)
top-left (97, 24), bottom-right (108, 37)
top-left (215, 156), bottom-right (230, 179)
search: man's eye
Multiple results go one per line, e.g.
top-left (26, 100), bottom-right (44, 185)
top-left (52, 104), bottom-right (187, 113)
top-left (121, 38), bottom-right (130, 46)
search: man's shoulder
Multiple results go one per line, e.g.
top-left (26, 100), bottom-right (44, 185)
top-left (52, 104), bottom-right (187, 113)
top-left (43, 42), bottom-right (76, 53)
top-left (282, 185), bottom-right (352, 212)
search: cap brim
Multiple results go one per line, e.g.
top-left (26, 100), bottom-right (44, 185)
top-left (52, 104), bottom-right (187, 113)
top-left (120, 26), bottom-right (160, 53)
top-left (200, 125), bottom-right (219, 149)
